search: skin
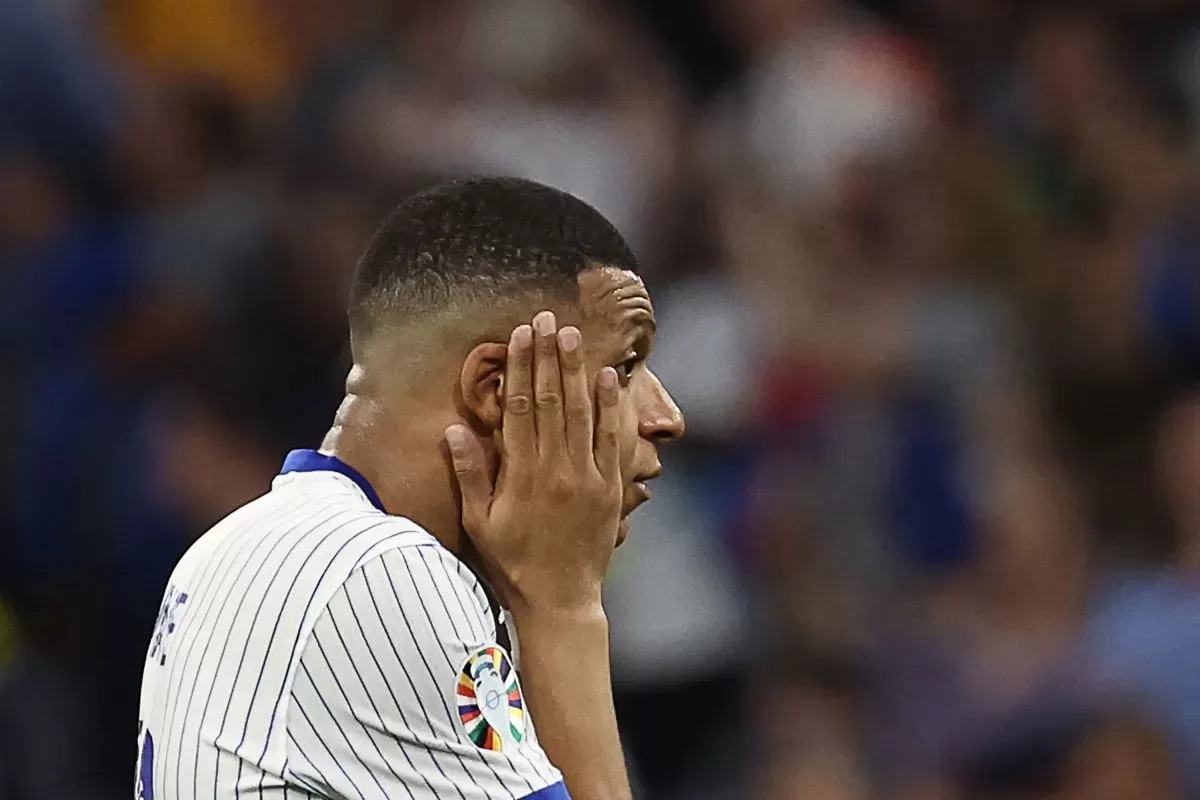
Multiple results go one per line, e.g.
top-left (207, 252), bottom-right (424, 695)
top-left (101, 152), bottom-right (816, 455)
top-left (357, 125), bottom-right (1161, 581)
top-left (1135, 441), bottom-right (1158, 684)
top-left (321, 263), bottom-right (684, 800)
top-left (322, 264), bottom-right (684, 556)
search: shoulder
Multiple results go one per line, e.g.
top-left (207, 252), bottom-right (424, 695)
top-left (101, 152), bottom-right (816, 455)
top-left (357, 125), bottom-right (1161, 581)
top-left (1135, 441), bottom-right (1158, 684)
top-left (320, 544), bottom-right (496, 649)
top-left (238, 470), bottom-right (442, 581)
top-left (175, 470), bottom-right (464, 667)
top-left (290, 543), bottom-right (499, 708)
top-left (219, 468), bottom-right (487, 636)
top-left (283, 543), bottom-right (564, 798)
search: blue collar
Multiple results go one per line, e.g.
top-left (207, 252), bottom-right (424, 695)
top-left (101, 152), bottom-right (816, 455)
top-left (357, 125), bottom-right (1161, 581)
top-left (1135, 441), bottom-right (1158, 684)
top-left (279, 449), bottom-right (387, 513)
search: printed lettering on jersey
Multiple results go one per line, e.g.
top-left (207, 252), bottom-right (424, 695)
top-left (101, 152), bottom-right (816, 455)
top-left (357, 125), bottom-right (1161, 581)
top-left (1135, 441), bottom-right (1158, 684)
top-left (148, 584), bottom-right (189, 666)
top-left (456, 644), bottom-right (525, 752)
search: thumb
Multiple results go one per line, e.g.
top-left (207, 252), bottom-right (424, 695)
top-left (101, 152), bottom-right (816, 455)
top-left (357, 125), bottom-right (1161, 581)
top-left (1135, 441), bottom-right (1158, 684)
top-left (445, 424), bottom-right (492, 531)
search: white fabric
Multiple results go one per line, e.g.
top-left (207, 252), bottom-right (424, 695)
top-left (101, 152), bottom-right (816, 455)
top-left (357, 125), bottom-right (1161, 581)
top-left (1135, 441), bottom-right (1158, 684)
top-left (136, 470), bottom-right (560, 799)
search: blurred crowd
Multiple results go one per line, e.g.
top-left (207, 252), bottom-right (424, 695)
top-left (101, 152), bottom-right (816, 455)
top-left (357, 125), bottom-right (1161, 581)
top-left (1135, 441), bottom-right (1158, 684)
top-left (4, 0), bottom-right (1200, 798)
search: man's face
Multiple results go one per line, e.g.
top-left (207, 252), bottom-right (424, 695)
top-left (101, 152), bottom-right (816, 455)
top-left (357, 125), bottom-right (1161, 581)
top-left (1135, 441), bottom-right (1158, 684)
top-left (574, 267), bottom-right (685, 544)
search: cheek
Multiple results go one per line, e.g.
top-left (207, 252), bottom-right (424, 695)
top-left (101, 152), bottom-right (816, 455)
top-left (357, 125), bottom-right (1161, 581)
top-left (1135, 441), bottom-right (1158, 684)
top-left (618, 392), bottom-right (640, 469)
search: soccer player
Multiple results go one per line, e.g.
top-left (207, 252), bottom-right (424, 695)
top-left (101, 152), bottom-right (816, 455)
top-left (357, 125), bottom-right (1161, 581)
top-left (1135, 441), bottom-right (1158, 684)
top-left (135, 176), bottom-right (685, 800)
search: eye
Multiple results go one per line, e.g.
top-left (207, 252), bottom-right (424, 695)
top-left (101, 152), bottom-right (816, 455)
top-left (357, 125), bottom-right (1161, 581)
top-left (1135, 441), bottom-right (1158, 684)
top-left (614, 356), bottom-right (641, 386)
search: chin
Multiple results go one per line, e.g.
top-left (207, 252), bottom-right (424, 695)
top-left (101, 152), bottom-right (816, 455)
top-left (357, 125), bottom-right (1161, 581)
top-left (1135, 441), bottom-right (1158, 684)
top-left (615, 517), bottom-right (631, 548)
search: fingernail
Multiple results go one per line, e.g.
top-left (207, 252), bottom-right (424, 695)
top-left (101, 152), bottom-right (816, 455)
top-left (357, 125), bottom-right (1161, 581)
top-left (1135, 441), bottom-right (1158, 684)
top-left (560, 327), bottom-right (580, 352)
top-left (533, 311), bottom-right (556, 336)
top-left (445, 425), bottom-right (467, 455)
top-left (513, 325), bottom-right (532, 347)
top-left (599, 367), bottom-right (617, 390)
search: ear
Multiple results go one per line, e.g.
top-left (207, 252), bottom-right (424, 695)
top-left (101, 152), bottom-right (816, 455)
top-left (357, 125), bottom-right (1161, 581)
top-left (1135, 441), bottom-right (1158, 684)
top-left (459, 341), bottom-right (507, 431)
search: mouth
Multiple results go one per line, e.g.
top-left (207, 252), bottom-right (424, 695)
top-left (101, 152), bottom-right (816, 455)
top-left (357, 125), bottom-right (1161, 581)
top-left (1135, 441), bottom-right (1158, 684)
top-left (623, 469), bottom-right (662, 517)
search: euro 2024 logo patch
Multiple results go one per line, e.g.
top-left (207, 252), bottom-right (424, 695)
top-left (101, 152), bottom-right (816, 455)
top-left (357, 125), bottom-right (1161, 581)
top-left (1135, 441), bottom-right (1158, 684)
top-left (456, 645), bottom-right (525, 752)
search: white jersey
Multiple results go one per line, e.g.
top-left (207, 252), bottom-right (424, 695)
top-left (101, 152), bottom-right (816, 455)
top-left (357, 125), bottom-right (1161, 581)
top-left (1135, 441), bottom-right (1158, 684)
top-left (136, 449), bottom-right (568, 800)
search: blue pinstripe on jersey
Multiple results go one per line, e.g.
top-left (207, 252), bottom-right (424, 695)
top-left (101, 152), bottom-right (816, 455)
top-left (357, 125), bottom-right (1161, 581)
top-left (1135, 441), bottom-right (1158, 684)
top-left (356, 556), bottom-right (495, 796)
top-left (413, 548), bottom-right (554, 786)
top-left (321, 596), bottom-right (450, 798)
top-left (393, 550), bottom-right (531, 797)
top-left (290, 679), bottom-right (365, 800)
top-left (309, 622), bottom-right (420, 798)
top-left (209, 504), bottom-right (370, 796)
top-left (233, 520), bottom-right (395, 756)
top-left (381, 550), bottom-right (520, 797)
top-left (137, 462), bottom-right (562, 800)
top-left (338, 570), bottom-right (471, 793)
top-left (170, 496), bottom-right (341, 800)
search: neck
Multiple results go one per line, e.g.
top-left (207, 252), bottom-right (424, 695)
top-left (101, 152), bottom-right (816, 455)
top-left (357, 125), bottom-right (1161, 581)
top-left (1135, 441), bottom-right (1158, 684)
top-left (321, 392), bottom-right (465, 555)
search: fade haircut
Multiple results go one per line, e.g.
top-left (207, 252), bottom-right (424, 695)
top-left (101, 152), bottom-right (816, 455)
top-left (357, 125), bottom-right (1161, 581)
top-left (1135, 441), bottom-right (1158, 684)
top-left (348, 177), bottom-right (638, 347)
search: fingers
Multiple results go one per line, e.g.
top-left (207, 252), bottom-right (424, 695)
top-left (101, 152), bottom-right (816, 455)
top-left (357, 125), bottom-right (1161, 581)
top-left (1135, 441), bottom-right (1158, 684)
top-left (505, 312), bottom-right (590, 470)
top-left (445, 424), bottom-right (493, 532)
top-left (532, 311), bottom-right (565, 458)
top-left (593, 367), bottom-right (620, 482)
top-left (558, 325), bottom-right (593, 464)
top-left (501, 324), bottom-right (536, 465)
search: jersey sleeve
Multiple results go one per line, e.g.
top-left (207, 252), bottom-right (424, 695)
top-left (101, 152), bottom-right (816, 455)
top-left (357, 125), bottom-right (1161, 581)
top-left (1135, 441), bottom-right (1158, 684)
top-left (283, 544), bottom-right (567, 800)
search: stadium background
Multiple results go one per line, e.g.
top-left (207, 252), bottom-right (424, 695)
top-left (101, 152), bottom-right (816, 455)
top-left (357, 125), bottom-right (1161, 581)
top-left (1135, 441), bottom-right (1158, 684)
top-left (3, 0), bottom-right (1200, 797)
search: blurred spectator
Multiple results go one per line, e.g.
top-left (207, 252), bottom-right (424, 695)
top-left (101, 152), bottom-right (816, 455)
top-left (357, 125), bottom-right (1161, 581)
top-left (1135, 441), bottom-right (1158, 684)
top-left (107, 0), bottom-right (291, 104)
top-left (123, 80), bottom-right (269, 326)
top-left (710, 0), bottom-right (935, 209)
top-left (0, 140), bottom-right (176, 799)
top-left (0, 0), bottom-right (120, 203)
top-left (1085, 392), bottom-right (1200, 796)
top-left (147, 367), bottom-right (280, 535)
top-left (866, 449), bottom-right (1096, 792)
top-left (1059, 713), bottom-right (1182, 800)
top-left (608, 462), bottom-right (752, 799)
top-left (951, 710), bottom-right (1181, 800)
top-left (343, 0), bottom-right (681, 253)
top-left (5, 1), bottom-right (1200, 798)
top-left (756, 653), bottom-right (871, 800)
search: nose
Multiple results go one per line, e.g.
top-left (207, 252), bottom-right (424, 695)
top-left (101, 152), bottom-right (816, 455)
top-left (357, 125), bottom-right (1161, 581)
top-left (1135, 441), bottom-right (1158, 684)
top-left (638, 369), bottom-right (685, 443)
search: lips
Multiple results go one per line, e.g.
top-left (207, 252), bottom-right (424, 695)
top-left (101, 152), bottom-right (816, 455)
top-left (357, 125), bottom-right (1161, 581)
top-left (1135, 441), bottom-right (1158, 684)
top-left (622, 472), bottom-right (660, 517)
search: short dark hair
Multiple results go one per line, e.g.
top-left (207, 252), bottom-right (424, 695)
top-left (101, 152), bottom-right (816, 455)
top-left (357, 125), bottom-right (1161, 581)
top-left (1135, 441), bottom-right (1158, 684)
top-left (348, 176), bottom-right (637, 343)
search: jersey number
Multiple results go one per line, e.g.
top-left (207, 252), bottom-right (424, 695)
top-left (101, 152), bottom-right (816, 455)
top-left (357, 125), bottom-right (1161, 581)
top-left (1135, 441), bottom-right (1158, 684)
top-left (136, 722), bottom-right (155, 800)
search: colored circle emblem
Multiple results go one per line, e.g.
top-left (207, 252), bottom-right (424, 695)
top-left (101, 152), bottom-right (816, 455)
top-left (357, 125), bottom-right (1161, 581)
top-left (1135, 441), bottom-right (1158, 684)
top-left (456, 645), bottom-right (525, 752)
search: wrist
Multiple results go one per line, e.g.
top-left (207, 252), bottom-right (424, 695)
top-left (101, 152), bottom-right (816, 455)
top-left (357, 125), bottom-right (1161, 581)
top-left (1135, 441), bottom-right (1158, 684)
top-left (503, 573), bottom-right (605, 620)
top-left (507, 595), bottom-right (609, 632)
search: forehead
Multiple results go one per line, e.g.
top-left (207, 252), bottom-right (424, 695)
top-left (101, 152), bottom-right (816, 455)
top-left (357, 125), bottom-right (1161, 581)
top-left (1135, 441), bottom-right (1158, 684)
top-left (575, 266), bottom-right (655, 340)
